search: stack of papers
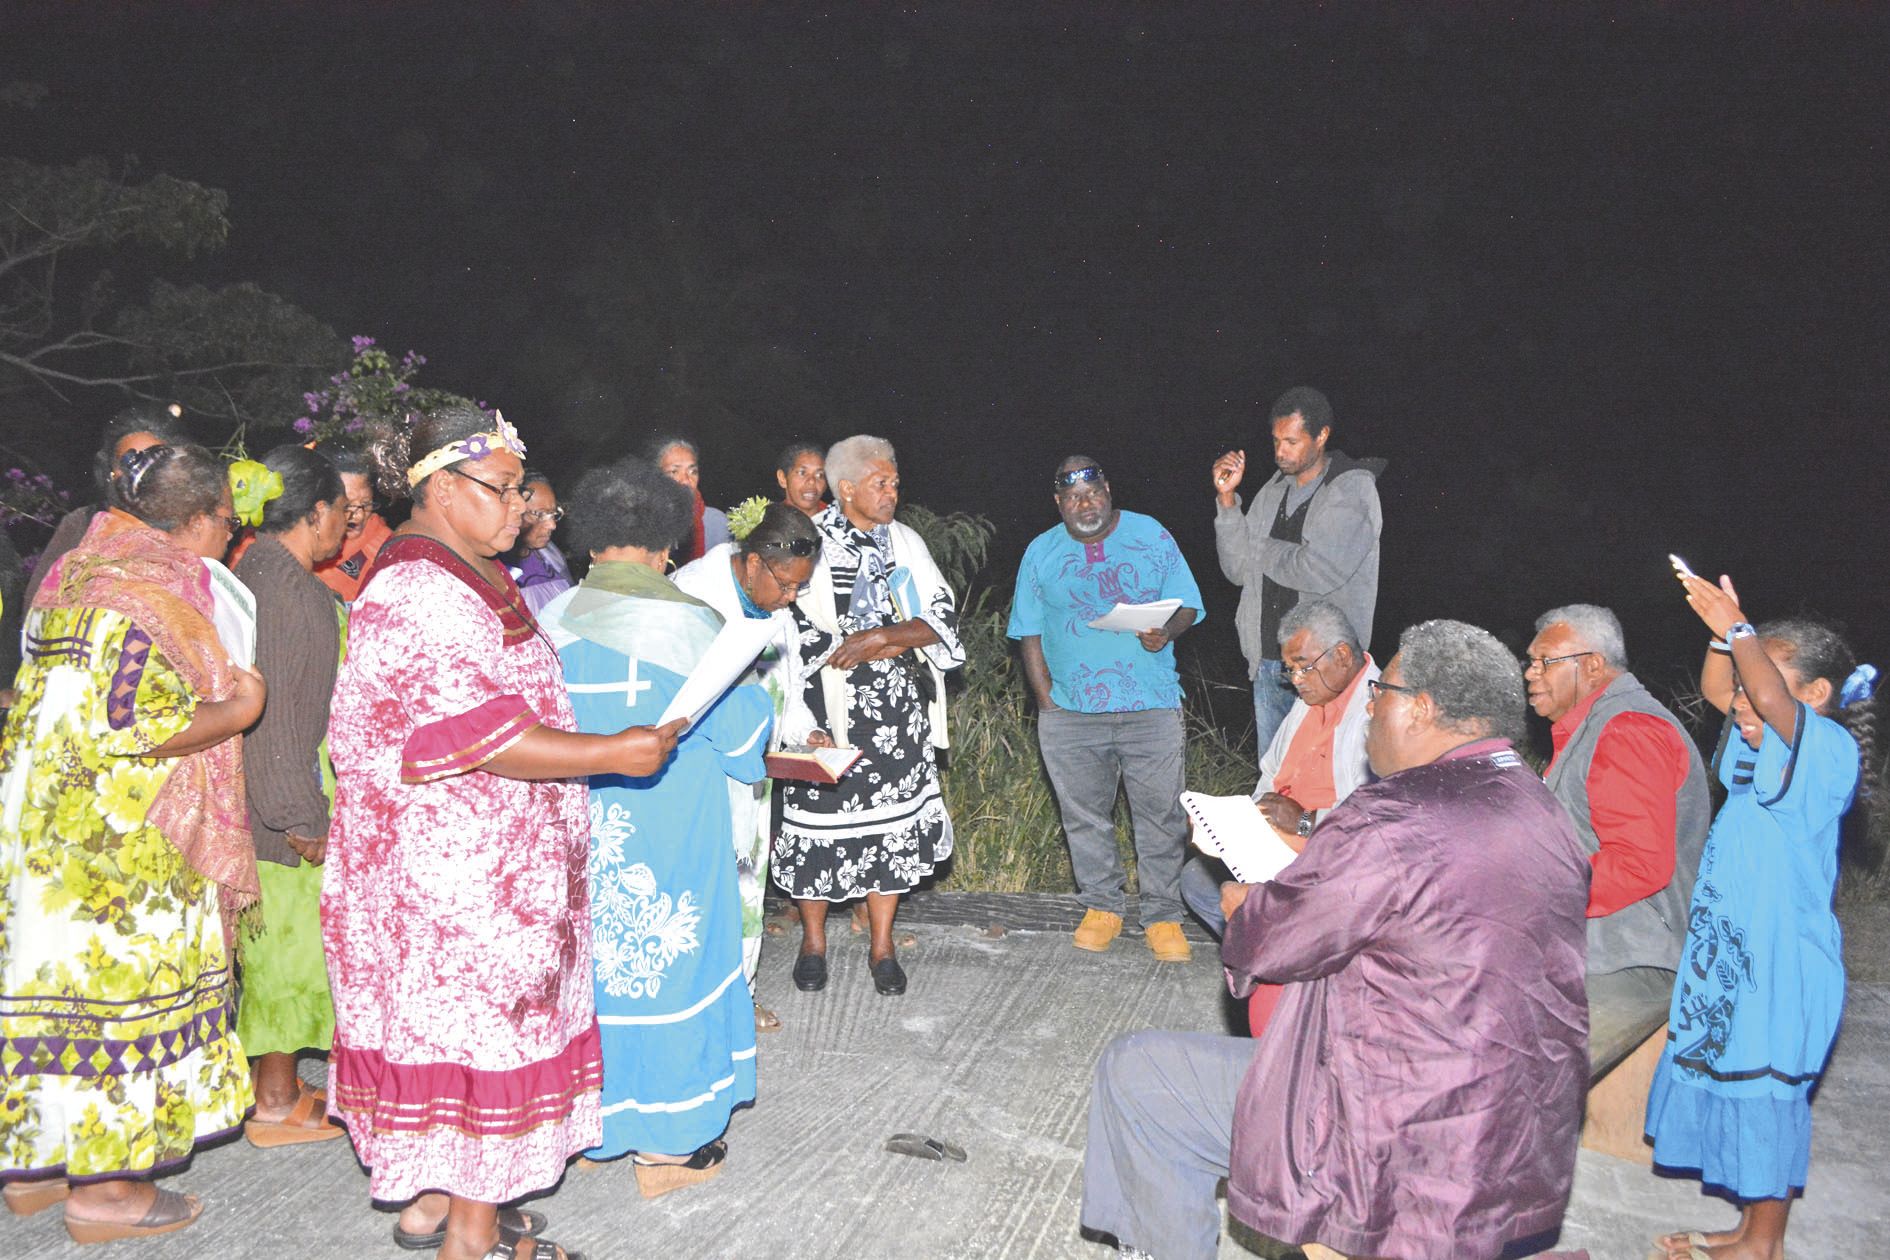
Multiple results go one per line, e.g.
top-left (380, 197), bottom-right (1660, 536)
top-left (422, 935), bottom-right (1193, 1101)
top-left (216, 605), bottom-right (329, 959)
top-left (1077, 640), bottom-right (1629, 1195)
top-left (1085, 599), bottom-right (1181, 633)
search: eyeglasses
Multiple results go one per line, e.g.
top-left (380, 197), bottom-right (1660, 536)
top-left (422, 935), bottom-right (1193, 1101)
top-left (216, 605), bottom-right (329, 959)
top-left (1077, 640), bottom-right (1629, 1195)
top-left (1285, 643), bottom-right (1338, 681)
top-left (763, 560), bottom-right (807, 599)
top-left (447, 466), bottom-right (535, 504)
top-left (1366, 678), bottom-right (1416, 700)
top-left (524, 506), bottom-right (566, 523)
top-left (1053, 466), bottom-right (1105, 490)
top-left (343, 502), bottom-right (374, 521)
top-left (209, 512), bottom-right (237, 535)
top-left (1521, 651), bottom-right (1594, 676)
top-left (757, 536), bottom-right (820, 558)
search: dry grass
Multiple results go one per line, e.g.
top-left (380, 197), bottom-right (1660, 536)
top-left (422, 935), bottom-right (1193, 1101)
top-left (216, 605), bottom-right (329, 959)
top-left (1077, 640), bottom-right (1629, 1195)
top-left (934, 595), bottom-right (1254, 894)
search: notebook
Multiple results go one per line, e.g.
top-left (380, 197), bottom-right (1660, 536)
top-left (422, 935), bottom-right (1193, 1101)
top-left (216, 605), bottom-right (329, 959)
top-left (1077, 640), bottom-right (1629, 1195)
top-left (1179, 791), bottom-right (1301, 884)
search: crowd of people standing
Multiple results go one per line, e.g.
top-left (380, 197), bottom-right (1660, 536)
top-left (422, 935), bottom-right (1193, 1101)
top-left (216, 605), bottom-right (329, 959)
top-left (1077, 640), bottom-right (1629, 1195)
top-left (0, 386), bottom-right (1877, 1260)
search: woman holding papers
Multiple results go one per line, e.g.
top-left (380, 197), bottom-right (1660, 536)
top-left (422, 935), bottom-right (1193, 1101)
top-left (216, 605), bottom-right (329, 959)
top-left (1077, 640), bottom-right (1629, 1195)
top-left (326, 408), bottom-right (674, 1260)
top-left (0, 443), bottom-right (262, 1242)
top-left (775, 435), bottom-right (965, 998)
top-left (542, 456), bottom-right (773, 1197)
top-left (673, 499), bottom-right (822, 1034)
top-left (229, 445), bottom-right (350, 1149)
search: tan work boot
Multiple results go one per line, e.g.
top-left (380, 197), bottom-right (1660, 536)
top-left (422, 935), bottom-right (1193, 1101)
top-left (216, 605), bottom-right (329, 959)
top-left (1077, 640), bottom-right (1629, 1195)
top-left (1072, 908), bottom-right (1123, 952)
top-left (1145, 921), bottom-right (1192, 963)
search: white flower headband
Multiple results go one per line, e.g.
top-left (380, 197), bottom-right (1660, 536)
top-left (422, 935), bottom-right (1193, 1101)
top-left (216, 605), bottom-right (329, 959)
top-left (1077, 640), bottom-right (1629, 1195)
top-left (406, 411), bottom-right (528, 487)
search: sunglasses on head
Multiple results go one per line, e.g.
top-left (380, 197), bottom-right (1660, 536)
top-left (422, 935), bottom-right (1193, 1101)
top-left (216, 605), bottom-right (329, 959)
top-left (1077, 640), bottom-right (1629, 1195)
top-left (1053, 466), bottom-right (1105, 489)
top-left (757, 536), bottom-right (820, 558)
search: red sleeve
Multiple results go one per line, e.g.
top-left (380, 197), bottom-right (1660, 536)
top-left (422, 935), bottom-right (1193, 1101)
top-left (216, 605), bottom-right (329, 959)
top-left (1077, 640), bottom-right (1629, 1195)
top-left (1583, 712), bottom-right (1690, 918)
top-left (401, 694), bottom-right (539, 784)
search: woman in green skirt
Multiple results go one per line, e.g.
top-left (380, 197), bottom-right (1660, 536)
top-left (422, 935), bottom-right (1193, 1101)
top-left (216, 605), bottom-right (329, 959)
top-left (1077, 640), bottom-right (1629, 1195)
top-left (231, 445), bottom-right (351, 1146)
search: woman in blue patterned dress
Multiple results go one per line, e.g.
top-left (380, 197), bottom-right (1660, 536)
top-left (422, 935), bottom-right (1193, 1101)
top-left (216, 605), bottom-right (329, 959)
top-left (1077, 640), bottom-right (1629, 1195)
top-left (541, 457), bottom-right (772, 1199)
top-left (1647, 572), bottom-right (1878, 1260)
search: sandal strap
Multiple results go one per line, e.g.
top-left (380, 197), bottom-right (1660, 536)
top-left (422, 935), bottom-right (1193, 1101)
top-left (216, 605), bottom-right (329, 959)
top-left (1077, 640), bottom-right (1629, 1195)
top-left (285, 1090), bottom-right (325, 1127)
top-left (132, 1187), bottom-right (197, 1229)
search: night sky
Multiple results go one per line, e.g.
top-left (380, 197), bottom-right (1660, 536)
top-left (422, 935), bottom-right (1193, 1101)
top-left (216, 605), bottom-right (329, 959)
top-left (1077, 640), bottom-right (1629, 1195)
top-left (10, 5), bottom-right (1888, 734)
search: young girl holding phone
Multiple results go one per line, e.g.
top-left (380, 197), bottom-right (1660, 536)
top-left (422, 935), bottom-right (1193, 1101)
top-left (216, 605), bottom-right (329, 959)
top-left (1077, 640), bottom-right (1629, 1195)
top-left (1646, 571), bottom-right (1878, 1260)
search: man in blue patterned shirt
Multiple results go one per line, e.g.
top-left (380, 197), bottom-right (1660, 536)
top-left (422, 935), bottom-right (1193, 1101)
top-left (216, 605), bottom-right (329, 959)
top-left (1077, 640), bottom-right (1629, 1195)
top-left (1009, 456), bottom-right (1206, 962)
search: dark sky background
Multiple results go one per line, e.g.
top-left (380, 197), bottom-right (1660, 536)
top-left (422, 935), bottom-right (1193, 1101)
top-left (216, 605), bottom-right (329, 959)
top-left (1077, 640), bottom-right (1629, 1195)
top-left (10, 4), bottom-right (1888, 741)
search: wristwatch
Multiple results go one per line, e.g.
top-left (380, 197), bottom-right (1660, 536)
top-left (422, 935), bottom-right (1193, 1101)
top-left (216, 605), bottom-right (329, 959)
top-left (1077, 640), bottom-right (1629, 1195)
top-left (1295, 813), bottom-right (1315, 839)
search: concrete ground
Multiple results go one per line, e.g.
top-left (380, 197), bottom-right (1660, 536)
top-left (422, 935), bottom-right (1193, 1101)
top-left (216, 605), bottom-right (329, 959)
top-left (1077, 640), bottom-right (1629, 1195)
top-left (2, 893), bottom-right (1883, 1259)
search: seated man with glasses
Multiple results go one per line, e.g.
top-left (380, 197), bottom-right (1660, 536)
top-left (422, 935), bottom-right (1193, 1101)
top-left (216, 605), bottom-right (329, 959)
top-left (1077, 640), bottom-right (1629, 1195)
top-left (506, 469), bottom-right (574, 617)
top-left (1082, 620), bottom-right (1589, 1260)
top-left (1180, 599), bottom-right (1376, 947)
top-left (1008, 456), bottom-right (1205, 962)
top-left (1526, 603), bottom-right (1708, 1074)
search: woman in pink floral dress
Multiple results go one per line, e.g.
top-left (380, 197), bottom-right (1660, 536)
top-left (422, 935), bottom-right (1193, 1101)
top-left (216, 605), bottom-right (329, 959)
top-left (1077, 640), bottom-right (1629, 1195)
top-left (324, 405), bottom-right (681, 1260)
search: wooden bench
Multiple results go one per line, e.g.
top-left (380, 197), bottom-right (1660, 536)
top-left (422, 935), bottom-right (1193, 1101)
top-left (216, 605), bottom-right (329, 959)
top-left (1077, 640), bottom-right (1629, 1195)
top-left (1580, 1024), bottom-right (1667, 1164)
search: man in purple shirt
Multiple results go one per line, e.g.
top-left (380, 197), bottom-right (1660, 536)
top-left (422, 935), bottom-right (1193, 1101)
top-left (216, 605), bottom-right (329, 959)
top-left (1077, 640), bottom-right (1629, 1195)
top-left (1082, 620), bottom-right (1589, 1260)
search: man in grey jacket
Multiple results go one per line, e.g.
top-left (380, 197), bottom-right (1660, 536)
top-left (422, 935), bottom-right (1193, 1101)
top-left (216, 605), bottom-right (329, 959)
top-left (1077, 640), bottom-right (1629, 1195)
top-left (1213, 387), bottom-right (1384, 758)
top-left (1528, 603), bottom-right (1710, 1073)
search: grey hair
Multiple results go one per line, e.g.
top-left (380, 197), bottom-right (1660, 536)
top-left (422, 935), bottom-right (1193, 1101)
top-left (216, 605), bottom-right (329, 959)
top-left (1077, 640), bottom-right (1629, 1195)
top-left (1397, 619), bottom-right (1527, 744)
top-left (1277, 599), bottom-right (1361, 655)
top-left (1535, 603), bottom-right (1628, 670)
top-left (825, 434), bottom-right (897, 491)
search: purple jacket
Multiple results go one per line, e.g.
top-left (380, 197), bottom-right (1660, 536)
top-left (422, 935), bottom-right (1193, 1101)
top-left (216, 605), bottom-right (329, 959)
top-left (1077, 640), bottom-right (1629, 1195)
top-left (1223, 738), bottom-right (1589, 1260)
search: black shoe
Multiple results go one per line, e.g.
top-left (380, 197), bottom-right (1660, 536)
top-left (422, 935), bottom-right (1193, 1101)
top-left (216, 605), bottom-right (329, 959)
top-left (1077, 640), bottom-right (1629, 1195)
top-left (871, 956), bottom-right (907, 996)
top-left (793, 952), bottom-right (828, 991)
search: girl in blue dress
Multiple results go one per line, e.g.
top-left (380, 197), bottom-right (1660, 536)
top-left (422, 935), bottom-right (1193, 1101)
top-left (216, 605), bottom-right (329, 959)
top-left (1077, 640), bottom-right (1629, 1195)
top-left (1647, 572), bottom-right (1879, 1260)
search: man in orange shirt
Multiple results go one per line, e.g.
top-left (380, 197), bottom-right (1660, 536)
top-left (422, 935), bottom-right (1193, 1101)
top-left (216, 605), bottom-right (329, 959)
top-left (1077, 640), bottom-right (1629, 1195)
top-left (1181, 599), bottom-right (1376, 939)
top-left (312, 448), bottom-right (390, 603)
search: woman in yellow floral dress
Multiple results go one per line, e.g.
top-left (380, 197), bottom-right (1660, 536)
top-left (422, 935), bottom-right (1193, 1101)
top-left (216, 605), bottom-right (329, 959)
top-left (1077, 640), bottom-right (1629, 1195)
top-left (0, 443), bottom-right (264, 1244)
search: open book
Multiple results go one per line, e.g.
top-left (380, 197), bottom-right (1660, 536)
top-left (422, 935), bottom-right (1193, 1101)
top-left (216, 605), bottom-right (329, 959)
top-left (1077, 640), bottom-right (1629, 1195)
top-left (765, 744), bottom-right (864, 784)
top-left (1179, 791), bottom-right (1301, 885)
top-left (1086, 598), bottom-right (1181, 633)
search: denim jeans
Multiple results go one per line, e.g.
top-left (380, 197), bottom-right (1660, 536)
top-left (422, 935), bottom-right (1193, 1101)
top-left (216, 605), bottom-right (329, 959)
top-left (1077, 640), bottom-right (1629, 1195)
top-left (1251, 658), bottom-right (1295, 766)
top-left (1037, 707), bottom-right (1187, 925)
top-left (1179, 856), bottom-right (1231, 939)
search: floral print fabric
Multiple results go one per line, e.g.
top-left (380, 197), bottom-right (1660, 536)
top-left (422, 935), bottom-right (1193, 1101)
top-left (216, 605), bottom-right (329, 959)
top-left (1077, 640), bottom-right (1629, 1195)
top-left (0, 606), bottom-right (251, 1180)
top-left (773, 513), bottom-right (961, 901)
top-left (323, 551), bottom-right (599, 1203)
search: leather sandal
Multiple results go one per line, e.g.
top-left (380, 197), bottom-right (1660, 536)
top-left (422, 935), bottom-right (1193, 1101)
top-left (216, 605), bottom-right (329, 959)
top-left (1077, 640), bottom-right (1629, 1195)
top-left (244, 1082), bottom-right (344, 1147)
top-left (64, 1186), bottom-right (203, 1245)
top-left (394, 1206), bottom-right (547, 1250)
top-left (753, 1004), bottom-right (782, 1033)
top-left (3, 1177), bottom-right (70, 1217)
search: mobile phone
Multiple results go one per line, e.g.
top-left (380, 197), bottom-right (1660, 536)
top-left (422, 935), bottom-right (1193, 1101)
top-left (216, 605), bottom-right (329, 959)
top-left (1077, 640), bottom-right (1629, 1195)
top-left (1668, 553), bottom-right (1700, 581)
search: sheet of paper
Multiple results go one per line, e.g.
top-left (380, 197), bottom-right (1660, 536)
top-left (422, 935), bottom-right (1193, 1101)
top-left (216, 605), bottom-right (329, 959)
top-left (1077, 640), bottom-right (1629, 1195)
top-left (202, 557), bottom-right (257, 670)
top-left (1180, 790), bottom-right (1301, 885)
top-left (1086, 598), bottom-right (1182, 634)
top-left (657, 614), bottom-right (783, 727)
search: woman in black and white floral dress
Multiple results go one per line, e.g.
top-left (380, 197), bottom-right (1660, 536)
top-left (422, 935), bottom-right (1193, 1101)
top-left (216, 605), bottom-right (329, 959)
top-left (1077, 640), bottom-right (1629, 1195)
top-left (775, 435), bottom-right (963, 997)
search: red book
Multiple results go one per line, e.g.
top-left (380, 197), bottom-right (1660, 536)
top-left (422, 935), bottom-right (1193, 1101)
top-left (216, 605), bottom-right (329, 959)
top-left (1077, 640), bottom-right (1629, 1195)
top-left (764, 745), bottom-right (864, 784)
